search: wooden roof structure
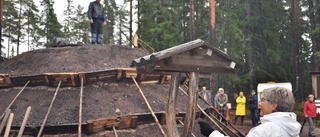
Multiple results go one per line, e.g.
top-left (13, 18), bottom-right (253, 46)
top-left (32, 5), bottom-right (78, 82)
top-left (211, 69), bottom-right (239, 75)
top-left (131, 39), bottom-right (243, 137)
top-left (131, 39), bottom-right (241, 74)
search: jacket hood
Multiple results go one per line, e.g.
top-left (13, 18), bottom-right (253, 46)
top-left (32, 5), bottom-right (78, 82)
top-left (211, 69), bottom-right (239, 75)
top-left (261, 112), bottom-right (301, 136)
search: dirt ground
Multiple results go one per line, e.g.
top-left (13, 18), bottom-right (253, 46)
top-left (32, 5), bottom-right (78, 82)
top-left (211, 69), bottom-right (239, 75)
top-left (1, 45), bottom-right (319, 136)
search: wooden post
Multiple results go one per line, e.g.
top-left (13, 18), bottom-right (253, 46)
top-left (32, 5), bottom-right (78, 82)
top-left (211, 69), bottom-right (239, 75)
top-left (17, 106), bottom-right (31, 137)
top-left (0, 109), bottom-right (11, 135)
top-left (78, 77), bottom-right (84, 137)
top-left (165, 72), bottom-right (180, 137)
top-left (0, 81), bottom-right (30, 120)
top-left (37, 81), bottom-right (61, 137)
top-left (131, 76), bottom-right (167, 137)
top-left (182, 72), bottom-right (198, 137)
top-left (4, 113), bottom-right (14, 137)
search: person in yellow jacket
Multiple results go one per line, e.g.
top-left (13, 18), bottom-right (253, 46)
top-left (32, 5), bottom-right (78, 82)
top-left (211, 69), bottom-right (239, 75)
top-left (233, 91), bottom-right (246, 125)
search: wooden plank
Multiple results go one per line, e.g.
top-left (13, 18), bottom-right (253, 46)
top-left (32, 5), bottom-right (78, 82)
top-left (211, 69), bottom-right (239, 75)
top-left (155, 63), bottom-right (238, 74)
top-left (85, 69), bottom-right (118, 84)
top-left (166, 72), bottom-right (181, 137)
top-left (44, 73), bottom-right (79, 87)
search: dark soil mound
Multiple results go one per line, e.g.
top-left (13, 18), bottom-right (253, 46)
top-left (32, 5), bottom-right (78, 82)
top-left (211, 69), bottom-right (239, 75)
top-left (0, 45), bottom-right (148, 76)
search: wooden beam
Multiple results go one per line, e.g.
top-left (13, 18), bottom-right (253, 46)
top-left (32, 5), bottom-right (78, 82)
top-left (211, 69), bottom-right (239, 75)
top-left (155, 64), bottom-right (238, 74)
top-left (182, 72), bottom-right (198, 137)
top-left (165, 72), bottom-right (181, 137)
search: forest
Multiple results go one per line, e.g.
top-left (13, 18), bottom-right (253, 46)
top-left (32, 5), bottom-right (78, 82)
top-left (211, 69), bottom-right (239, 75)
top-left (0, 0), bottom-right (320, 101)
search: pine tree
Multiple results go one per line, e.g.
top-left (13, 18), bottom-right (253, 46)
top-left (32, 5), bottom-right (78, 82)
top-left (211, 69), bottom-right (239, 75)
top-left (3, 0), bottom-right (19, 58)
top-left (40, 0), bottom-right (64, 47)
top-left (70, 5), bottom-right (90, 44)
top-left (62, 0), bottom-right (76, 42)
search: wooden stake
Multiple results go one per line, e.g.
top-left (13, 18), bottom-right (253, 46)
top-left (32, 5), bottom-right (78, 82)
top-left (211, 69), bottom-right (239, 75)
top-left (131, 76), bottom-right (167, 137)
top-left (0, 109), bottom-right (11, 135)
top-left (0, 81), bottom-right (30, 120)
top-left (18, 106), bottom-right (31, 137)
top-left (37, 81), bottom-right (61, 137)
top-left (112, 126), bottom-right (118, 137)
top-left (78, 77), bottom-right (84, 137)
top-left (4, 113), bottom-right (14, 137)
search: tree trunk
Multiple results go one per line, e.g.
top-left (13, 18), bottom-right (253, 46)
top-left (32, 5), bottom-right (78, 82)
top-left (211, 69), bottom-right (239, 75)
top-left (246, 0), bottom-right (254, 90)
top-left (309, 0), bottom-right (318, 71)
top-left (17, 0), bottom-right (22, 55)
top-left (292, 0), bottom-right (302, 97)
top-left (190, 0), bottom-right (195, 41)
top-left (129, 0), bottom-right (133, 42)
top-left (0, 0), bottom-right (3, 60)
top-left (209, 0), bottom-right (218, 95)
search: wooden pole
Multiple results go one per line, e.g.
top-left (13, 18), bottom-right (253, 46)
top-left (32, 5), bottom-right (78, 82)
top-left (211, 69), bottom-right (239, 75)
top-left (131, 76), bottom-right (167, 137)
top-left (17, 106), bottom-right (31, 137)
top-left (182, 72), bottom-right (198, 137)
top-left (37, 81), bottom-right (61, 137)
top-left (0, 109), bottom-right (11, 135)
top-left (178, 120), bottom-right (196, 137)
top-left (78, 78), bottom-right (83, 137)
top-left (112, 126), bottom-right (118, 137)
top-left (4, 113), bottom-right (13, 137)
top-left (165, 72), bottom-right (180, 137)
top-left (0, 81), bottom-right (30, 120)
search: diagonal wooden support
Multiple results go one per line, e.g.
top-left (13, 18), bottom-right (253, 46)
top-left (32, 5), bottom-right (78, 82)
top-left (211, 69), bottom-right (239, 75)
top-left (37, 81), bottom-right (61, 137)
top-left (131, 76), bottom-right (167, 137)
top-left (0, 81), bottom-right (30, 120)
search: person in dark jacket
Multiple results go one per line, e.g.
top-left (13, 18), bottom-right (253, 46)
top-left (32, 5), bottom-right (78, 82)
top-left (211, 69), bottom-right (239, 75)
top-left (303, 94), bottom-right (317, 137)
top-left (248, 90), bottom-right (258, 126)
top-left (87, 0), bottom-right (107, 44)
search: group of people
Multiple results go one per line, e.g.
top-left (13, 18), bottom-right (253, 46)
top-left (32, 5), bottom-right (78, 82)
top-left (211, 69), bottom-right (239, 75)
top-left (199, 86), bottom-right (318, 137)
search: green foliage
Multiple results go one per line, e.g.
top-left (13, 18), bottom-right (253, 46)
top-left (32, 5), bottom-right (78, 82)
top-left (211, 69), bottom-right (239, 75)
top-left (40, 0), bottom-right (64, 47)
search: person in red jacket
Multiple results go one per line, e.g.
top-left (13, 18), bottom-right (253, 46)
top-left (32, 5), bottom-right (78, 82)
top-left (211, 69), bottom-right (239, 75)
top-left (303, 94), bottom-right (317, 137)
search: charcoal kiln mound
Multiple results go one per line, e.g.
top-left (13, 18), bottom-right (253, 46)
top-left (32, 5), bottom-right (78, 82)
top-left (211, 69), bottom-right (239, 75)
top-left (0, 45), bottom-right (147, 76)
top-left (0, 45), bottom-right (202, 136)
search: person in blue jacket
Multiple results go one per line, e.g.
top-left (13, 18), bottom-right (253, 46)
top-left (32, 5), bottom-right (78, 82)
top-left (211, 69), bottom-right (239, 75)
top-left (248, 90), bottom-right (258, 126)
top-left (87, 0), bottom-right (107, 44)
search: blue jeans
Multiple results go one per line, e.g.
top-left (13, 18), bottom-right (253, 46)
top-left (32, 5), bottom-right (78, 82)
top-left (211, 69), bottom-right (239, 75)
top-left (90, 18), bottom-right (103, 44)
top-left (250, 109), bottom-right (258, 126)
